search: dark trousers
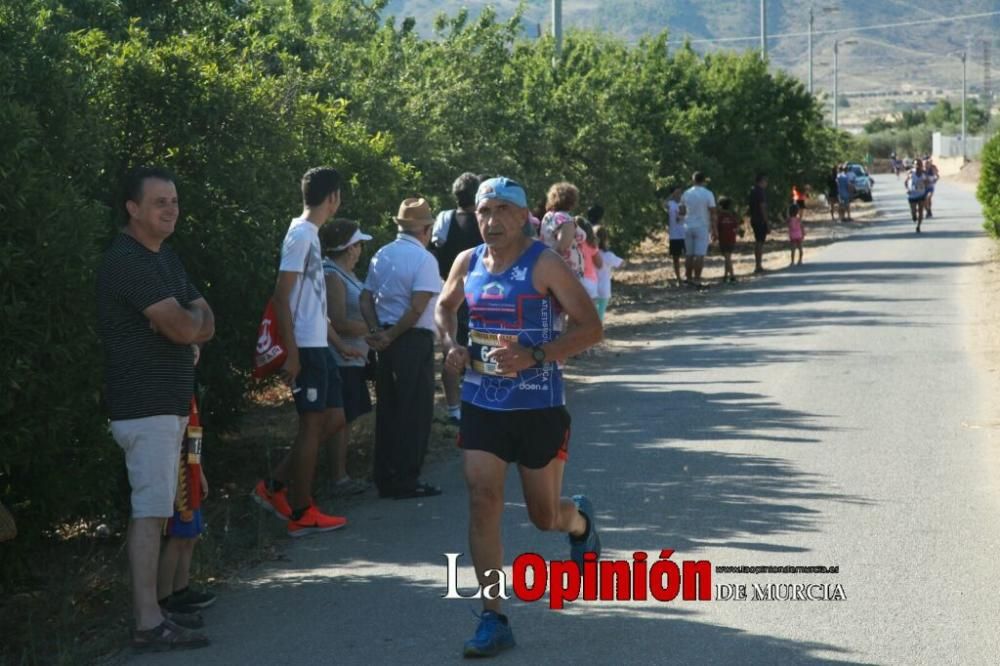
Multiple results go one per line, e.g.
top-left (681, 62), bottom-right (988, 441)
top-left (373, 328), bottom-right (435, 493)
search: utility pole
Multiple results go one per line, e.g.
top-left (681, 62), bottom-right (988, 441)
top-left (961, 50), bottom-right (967, 162)
top-left (552, 0), bottom-right (562, 65)
top-left (760, 0), bottom-right (767, 61)
top-left (833, 39), bottom-right (857, 130)
top-left (984, 40), bottom-right (992, 114)
top-left (834, 39), bottom-right (839, 129)
top-left (808, 6), bottom-right (814, 94)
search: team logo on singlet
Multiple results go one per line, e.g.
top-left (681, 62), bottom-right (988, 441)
top-left (480, 281), bottom-right (506, 300)
top-left (511, 266), bottom-right (528, 282)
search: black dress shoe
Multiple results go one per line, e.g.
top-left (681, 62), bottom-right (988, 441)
top-left (391, 482), bottom-right (442, 500)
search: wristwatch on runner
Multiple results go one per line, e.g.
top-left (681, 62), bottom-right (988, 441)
top-left (531, 346), bottom-right (546, 363)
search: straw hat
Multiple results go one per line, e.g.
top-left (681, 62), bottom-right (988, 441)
top-left (394, 197), bottom-right (434, 229)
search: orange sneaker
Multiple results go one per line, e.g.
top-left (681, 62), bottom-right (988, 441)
top-left (287, 505), bottom-right (347, 538)
top-left (252, 480), bottom-right (292, 521)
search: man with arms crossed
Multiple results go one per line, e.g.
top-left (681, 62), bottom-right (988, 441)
top-left (435, 177), bottom-right (603, 657)
top-left (98, 167), bottom-right (214, 650)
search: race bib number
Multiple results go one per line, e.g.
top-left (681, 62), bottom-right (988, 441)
top-left (469, 331), bottom-right (519, 378)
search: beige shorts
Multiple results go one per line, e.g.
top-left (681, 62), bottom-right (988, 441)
top-left (111, 415), bottom-right (188, 519)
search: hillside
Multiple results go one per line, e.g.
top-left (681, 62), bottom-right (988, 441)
top-left (383, 0), bottom-right (1000, 126)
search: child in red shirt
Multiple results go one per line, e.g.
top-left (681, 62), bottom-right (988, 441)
top-left (714, 196), bottom-right (742, 283)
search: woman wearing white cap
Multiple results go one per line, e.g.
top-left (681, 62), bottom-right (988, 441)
top-left (319, 219), bottom-right (374, 496)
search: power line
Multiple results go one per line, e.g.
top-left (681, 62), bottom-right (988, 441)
top-left (670, 10), bottom-right (1000, 47)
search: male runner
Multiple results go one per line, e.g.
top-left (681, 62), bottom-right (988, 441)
top-left (435, 177), bottom-right (603, 658)
top-left (905, 159), bottom-right (928, 233)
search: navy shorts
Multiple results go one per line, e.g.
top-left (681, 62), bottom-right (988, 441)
top-left (293, 347), bottom-right (343, 414)
top-left (669, 238), bottom-right (686, 258)
top-left (458, 402), bottom-right (571, 469)
top-left (337, 365), bottom-right (372, 423)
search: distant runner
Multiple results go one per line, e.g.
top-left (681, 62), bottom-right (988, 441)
top-left (905, 159), bottom-right (928, 233)
top-left (923, 157), bottom-right (939, 218)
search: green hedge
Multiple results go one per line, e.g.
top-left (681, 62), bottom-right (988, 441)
top-left (979, 131), bottom-right (1000, 238)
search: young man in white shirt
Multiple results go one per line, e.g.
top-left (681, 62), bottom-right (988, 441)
top-left (253, 167), bottom-right (361, 536)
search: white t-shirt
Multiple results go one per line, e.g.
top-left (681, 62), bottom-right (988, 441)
top-left (364, 233), bottom-right (442, 332)
top-left (681, 186), bottom-right (716, 228)
top-left (665, 200), bottom-right (686, 240)
top-left (907, 171), bottom-right (928, 197)
top-left (596, 250), bottom-right (624, 298)
top-left (278, 218), bottom-right (328, 348)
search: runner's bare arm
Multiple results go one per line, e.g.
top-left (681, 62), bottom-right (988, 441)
top-left (435, 249), bottom-right (473, 354)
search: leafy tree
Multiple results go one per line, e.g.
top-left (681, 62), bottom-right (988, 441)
top-left (863, 117), bottom-right (893, 134)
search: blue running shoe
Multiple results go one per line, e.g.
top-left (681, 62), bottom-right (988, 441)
top-left (463, 610), bottom-right (515, 658)
top-left (569, 494), bottom-right (601, 567)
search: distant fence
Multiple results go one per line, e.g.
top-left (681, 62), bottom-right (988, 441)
top-left (933, 131), bottom-right (987, 159)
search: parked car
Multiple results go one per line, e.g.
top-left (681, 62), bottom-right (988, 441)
top-left (846, 163), bottom-right (874, 202)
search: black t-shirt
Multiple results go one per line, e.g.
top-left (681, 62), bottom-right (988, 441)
top-left (749, 185), bottom-right (768, 225)
top-left (826, 174), bottom-right (839, 197)
top-left (433, 209), bottom-right (483, 279)
top-left (97, 233), bottom-right (200, 420)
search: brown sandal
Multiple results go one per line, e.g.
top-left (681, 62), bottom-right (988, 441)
top-left (132, 619), bottom-right (210, 652)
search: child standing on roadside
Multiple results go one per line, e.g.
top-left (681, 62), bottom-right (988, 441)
top-left (787, 203), bottom-right (805, 265)
top-left (714, 197), bottom-right (742, 283)
top-left (663, 187), bottom-right (686, 285)
top-left (594, 225), bottom-right (624, 322)
top-left (576, 217), bottom-right (603, 302)
top-left (158, 393), bottom-right (216, 616)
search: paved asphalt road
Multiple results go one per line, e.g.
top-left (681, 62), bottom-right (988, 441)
top-left (137, 180), bottom-right (1000, 665)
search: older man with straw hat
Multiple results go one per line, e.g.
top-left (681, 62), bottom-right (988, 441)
top-left (360, 198), bottom-right (444, 499)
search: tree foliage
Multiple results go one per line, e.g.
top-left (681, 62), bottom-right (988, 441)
top-left (856, 100), bottom-right (990, 158)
